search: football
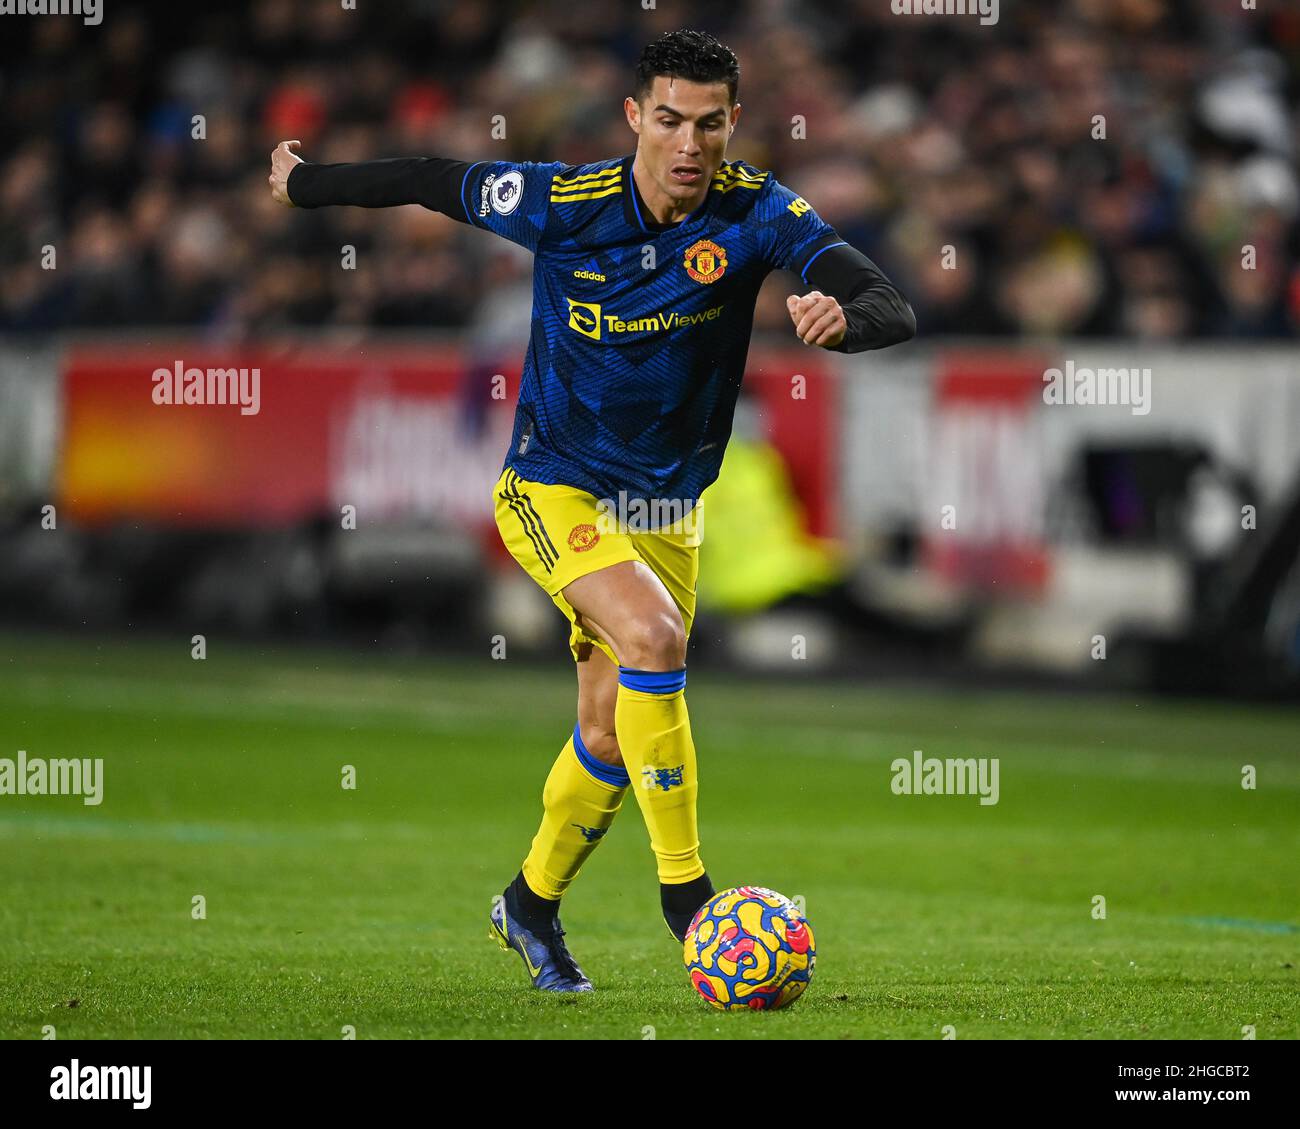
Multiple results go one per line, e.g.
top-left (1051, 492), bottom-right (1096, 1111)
top-left (683, 886), bottom-right (815, 1010)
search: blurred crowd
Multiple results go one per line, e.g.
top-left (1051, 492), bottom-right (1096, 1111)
top-left (1, 0), bottom-right (1297, 342)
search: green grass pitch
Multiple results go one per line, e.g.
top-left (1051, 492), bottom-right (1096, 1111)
top-left (0, 631), bottom-right (1296, 1039)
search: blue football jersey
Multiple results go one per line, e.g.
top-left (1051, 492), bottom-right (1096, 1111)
top-left (457, 153), bottom-right (844, 517)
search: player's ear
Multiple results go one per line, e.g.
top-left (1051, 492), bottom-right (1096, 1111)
top-left (624, 95), bottom-right (641, 134)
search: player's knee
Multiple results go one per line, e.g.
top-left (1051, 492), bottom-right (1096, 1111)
top-left (620, 610), bottom-right (687, 671)
top-left (579, 722), bottom-right (623, 768)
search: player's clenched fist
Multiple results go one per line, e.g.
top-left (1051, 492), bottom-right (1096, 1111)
top-left (786, 290), bottom-right (846, 348)
top-left (268, 140), bottom-right (304, 206)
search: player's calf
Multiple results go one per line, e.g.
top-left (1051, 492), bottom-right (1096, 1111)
top-left (576, 720), bottom-right (622, 768)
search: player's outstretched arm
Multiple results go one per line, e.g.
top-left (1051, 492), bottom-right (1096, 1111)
top-left (268, 141), bottom-right (555, 252)
top-left (267, 139), bottom-right (472, 213)
top-left (788, 243), bottom-right (916, 352)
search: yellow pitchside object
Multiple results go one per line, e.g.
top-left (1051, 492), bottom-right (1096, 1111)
top-left (683, 887), bottom-right (816, 1010)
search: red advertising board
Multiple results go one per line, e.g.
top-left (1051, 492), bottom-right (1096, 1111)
top-left (923, 350), bottom-right (1053, 593)
top-left (57, 342), bottom-right (838, 538)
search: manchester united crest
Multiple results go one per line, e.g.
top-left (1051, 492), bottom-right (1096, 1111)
top-left (683, 238), bottom-right (728, 284)
top-left (568, 523), bottom-right (600, 552)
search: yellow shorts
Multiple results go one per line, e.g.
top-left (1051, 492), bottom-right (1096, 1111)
top-left (492, 468), bottom-right (702, 663)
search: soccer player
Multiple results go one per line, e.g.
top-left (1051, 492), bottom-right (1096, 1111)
top-left (269, 28), bottom-right (914, 992)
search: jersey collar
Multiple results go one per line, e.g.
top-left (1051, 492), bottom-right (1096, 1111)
top-left (621, 153), bottom-right (714, 234)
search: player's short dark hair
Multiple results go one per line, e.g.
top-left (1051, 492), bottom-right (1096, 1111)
top-left (634, 29), bottom-right (740, 106)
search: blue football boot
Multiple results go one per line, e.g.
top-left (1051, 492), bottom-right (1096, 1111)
top-left (489, 896), bottom-right (593, 992)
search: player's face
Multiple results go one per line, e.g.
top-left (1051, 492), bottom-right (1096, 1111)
top-left (627, 76), bottom-right (740, 208)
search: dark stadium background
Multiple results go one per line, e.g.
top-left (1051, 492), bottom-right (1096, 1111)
top-left (1, 0), bottom-right (1298, 695)
top-left (0, 0), bottom-right (1297, 1047)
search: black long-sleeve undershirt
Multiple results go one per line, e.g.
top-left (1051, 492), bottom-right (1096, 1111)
top-left (798, 238), bottom-right (917, 353)
top-left (286, 157), bottom-right (916, 351)
top-left (288, 157), bottom-right (470, 213)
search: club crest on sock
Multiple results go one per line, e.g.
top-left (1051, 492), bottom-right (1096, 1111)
top-left (642, 764), bottom-right (685, 791)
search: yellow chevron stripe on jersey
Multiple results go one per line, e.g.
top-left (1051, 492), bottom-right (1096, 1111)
top-left (552, 169), bottom-right (622, 190)
top-left (712, 167), bottom-right (768, 193)
top-left (550, 182), bottom-right (623, 203)
top-left (553, 166), bottom-right (621, 184)
top-left (714, 165), bottom-right (767, 184)
top-left (551, 181), bottom-right (622, 198)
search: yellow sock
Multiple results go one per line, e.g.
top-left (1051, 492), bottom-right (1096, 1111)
top-left (520, 726), bottom-right (628, 900)
top-left (614, 667), bottom-right (706, 884)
